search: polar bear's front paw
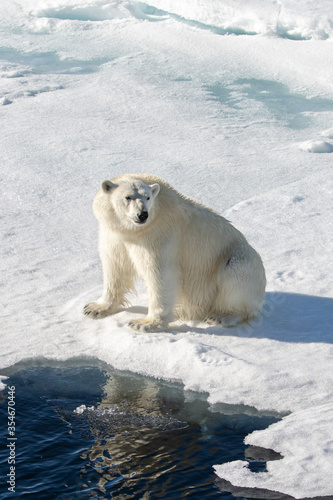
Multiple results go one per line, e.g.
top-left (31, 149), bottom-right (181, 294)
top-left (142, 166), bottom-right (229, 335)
top-left (83, 302), bottom-right (113, 319)
top-left (206, 314), bottom-right (244, 327)
top-left (128, 317), bottom-right (163, 333)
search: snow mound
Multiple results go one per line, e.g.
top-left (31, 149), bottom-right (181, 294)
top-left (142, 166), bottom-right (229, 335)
top-left (321, 127), bottom-right (333, 139)
top-left (299, 140), bottom-right (333, 153)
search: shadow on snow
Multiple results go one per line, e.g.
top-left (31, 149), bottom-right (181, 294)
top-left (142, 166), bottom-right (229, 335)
top-left (127, 292), bottom-right (333, 344)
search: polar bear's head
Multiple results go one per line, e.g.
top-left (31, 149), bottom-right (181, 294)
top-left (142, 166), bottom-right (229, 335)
top-left (96, 177), bottom-right (160, 230)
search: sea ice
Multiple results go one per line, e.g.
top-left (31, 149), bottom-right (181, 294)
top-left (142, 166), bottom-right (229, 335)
top-left (1, 0), bottom-right (333, 498)
top-left (0, 377), bottom-right (8, 391)
top-left (214, 403), bottom-right (333, 498)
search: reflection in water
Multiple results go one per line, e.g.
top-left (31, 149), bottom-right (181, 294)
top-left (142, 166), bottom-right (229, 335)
top-left (66, 372), bottom-right (215, 498)
top-left (64, 371), bottom-right (280, 498)
top-left (0, 364), bottom-right (280, 499)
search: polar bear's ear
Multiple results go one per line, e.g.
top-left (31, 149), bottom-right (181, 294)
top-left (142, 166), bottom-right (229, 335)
top-left (101, 180), bottom-right (115, 193)
top-left (150, 183), bottom-right (160, 198)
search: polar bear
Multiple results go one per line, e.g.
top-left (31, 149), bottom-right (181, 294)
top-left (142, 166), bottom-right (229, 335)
top-left (84, 174), bottom-right (266, 332)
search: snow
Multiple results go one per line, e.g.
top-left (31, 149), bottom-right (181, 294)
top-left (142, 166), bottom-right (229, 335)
top-left (1, 0), bottom-right (333, 498)
top-left (321, 127), bottom-right (333, 139)
top-left (0, 377), bottom-right (7, 392)
top-left (214, 403), bottom-right (333, 498)
top-left (299, 139), bottom-right (333, 153)
top-left (136, 0), bottom-right (333, 40)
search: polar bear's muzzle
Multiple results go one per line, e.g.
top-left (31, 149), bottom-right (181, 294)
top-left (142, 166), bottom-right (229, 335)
top-left (136, 210), bottom-right (149, 224)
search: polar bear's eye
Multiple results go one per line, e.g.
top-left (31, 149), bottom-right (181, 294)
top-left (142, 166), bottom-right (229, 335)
top-left (125, 196), bottom-right (131, 201)
top-left (146, 197), bottom-right (150, 201)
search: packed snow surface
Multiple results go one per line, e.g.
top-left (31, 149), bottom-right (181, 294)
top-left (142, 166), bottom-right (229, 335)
top-left (1, 0), bottom-right (333, 498)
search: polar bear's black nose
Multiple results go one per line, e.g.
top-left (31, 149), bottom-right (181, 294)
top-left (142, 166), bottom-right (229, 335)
top-left (138, 211), bottom-right (148, 222)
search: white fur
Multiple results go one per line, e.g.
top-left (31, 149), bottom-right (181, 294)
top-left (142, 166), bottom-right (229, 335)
top-left (84, 174), bottom-right (266, 332)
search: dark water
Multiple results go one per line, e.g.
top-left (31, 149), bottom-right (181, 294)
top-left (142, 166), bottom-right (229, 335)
top-left (0, 363), bottom-right (280, 499)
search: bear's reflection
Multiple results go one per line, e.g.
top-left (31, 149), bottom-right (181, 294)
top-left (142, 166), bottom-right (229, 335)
top-left (73, 372), bottom-right (194, 497)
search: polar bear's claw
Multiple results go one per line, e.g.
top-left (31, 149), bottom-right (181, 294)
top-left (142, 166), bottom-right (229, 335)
top-left (83, 302), bottom-right (113, 319)
top-left (128, 318), bottom-right (163, 333)
top-left (206, 314), bottom-right (245, 327)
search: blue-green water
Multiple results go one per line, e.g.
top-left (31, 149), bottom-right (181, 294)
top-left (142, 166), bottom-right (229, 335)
top-left (0, 364), bottom-right (279, 499)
